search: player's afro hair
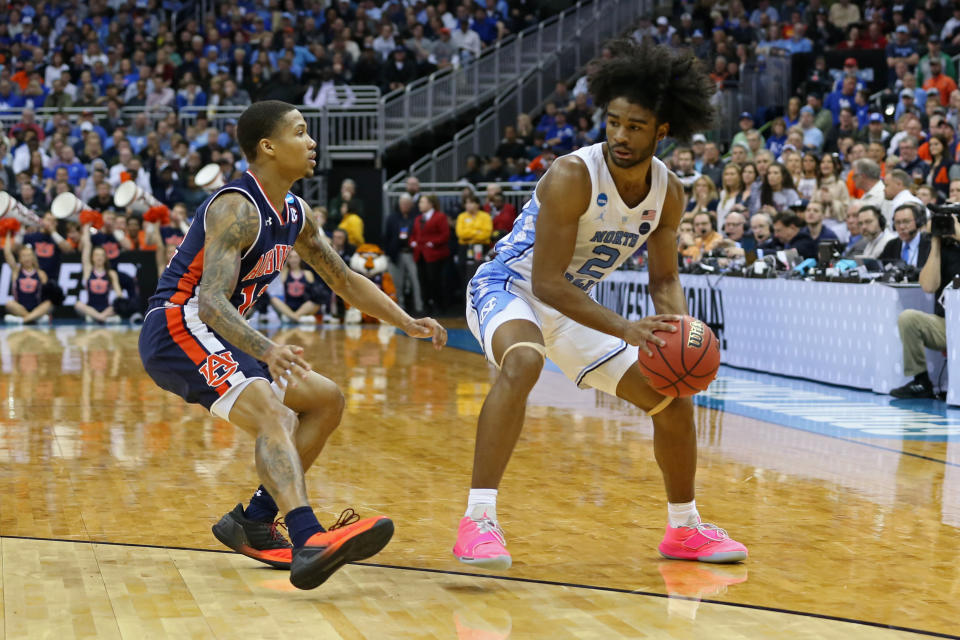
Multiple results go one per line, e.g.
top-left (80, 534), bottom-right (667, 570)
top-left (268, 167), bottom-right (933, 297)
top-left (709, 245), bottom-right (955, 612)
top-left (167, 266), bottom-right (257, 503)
top-left (237, 100), bottom-right (298, 161)
top-left (588, 38), bottom-right (716, 141)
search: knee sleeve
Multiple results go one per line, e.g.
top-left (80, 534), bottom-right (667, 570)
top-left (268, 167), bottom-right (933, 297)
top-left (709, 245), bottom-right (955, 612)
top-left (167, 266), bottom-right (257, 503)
top-left (497, 341), bottom-right (546, 369)
top-left (647, 395), bottom-right (674, 416)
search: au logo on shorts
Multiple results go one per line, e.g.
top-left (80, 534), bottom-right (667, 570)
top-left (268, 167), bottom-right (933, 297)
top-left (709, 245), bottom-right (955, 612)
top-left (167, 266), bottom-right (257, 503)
top-left (200, 351), bottom-right (240, 387)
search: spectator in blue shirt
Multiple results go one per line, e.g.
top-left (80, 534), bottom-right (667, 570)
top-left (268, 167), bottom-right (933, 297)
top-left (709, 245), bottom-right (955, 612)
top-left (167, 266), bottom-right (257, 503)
top-left (545, 112), bottom-right (575, 154)
top-left (0, 80), bottom-right (25, 111)
top-left (120, 59), bottom-right (140, 89)
top-left (799, 106), bottom-right (825, 151)
top-left (471, 7), bottom-right (498, 45)
top-left (176, 75), bottom-right (207, 109)
top-left (894, 87), bottom-right (925, 122)
top-left (44, 147), bottom-right (88, 189)
top-left (749, 0), bottom-right (779, 26)
top-left (13, 21), bottom-right (43, 48)
top-left (72, 110), bottom-right (108, 145)
top-left (536, 103), bottom-right (558, 134)
top-left (766, 118), bottom-right (787, 157)
top-left (90, 61), bottom-right (112, 95)
top-left (776, 23), bottom-right (814, 54)
top-left (825, 75), bottom-right (858, 124)
top-left (886, 26), bottom-right (919, 82)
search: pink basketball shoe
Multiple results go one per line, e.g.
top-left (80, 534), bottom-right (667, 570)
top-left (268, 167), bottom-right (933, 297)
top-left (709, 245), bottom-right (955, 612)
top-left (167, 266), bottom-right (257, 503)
top-left (658, 520), bottom-right (747, 563)
top-left (453, 514), bottom-right (512, 570)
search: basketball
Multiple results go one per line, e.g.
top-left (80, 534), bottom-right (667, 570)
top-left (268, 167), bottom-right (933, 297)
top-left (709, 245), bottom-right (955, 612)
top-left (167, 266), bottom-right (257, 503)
top-left (637, 315), bottom-right (720, 398)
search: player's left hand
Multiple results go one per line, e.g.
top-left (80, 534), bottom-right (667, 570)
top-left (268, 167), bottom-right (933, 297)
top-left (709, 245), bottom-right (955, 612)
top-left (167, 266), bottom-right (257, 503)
top-left (402, 317), bottom-right (447, 349)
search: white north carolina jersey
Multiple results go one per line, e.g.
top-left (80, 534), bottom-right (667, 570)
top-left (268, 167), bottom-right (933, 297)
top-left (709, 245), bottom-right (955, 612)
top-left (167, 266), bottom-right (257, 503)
top-left (493, 143), bottom-right (668, 293)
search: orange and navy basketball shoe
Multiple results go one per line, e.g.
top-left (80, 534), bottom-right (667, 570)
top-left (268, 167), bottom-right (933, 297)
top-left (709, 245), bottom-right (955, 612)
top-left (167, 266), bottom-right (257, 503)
top-left (658, 519), bottom-right (748, 563)
top-left (290, 509), bottom-right (395, 590)
top-left (212, 504), bottom-right (293, 569)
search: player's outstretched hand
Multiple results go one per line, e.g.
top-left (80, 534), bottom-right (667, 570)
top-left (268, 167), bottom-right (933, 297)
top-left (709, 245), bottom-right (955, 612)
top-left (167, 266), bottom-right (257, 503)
top-left (623, 315), bottom-right (682, 357)
top-left (263, 344), bottom-right (311, 388)
top-left (402, 317), bottom-right (448, 350)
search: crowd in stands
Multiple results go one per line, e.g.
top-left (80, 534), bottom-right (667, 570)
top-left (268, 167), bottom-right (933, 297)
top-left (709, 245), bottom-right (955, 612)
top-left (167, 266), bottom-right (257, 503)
top-left (375, 0), bottom-right (960, 317)
top-left (638, 0), bottom-right (960, 276)
top-left (0, 0), bottom-right (559, 324)
top-left (5, 0), bottom-right (960, 325)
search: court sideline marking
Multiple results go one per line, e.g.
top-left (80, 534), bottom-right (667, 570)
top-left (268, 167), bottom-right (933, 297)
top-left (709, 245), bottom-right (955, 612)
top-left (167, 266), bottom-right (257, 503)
top-left (0, 534), bottom-right (955, 639)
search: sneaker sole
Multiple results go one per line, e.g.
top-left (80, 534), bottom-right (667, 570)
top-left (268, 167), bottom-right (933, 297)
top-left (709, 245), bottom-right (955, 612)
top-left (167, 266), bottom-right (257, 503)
top-left (212, 514), bottom-right (292, 570)
top-left (659, 549), bottom-right (747, 564)
top-left (290, 518), bottom-right (394, 590)
top-left (455, 554), bottom-right (512, 571)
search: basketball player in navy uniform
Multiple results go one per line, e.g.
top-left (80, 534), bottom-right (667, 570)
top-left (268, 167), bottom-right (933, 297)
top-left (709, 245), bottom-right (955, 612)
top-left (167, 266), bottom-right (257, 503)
top-left (454, 40), bottom-right (747, 568)
top-left (139, 101), bottom-right (446, 590)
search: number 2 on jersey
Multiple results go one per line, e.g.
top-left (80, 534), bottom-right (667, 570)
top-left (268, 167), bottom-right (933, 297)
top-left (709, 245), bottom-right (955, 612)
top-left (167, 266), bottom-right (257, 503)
top-left (577, 245), bottom-right (621, 279)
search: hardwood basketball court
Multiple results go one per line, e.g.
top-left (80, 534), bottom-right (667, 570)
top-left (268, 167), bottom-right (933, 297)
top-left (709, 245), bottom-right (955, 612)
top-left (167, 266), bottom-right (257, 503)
top-left (0, 324), bottom-right (956, 639)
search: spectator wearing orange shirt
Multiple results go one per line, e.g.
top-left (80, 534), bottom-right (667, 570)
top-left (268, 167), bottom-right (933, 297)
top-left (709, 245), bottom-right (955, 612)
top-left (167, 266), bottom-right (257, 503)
top-left (922, 58), bottom-right (957, 107)
top-left (10, 61), bottom-right (38, 92)
top-left (679, 211), bottom-right (723, 261)
top-left (124, 216), bottom-right (159, 251)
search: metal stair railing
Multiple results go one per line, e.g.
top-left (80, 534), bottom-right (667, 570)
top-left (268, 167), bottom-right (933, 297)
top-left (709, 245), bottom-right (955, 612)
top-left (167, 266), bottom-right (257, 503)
top-left (379, 0), bottom-right (649, 150)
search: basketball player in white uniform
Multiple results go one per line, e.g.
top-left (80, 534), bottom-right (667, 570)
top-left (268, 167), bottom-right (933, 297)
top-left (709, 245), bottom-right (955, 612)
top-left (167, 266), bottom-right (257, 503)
top-left (454, 39), bottom-right (747, 568)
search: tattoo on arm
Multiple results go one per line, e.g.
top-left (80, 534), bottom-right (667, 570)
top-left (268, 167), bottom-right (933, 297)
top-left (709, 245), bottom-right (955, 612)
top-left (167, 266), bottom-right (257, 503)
top-left (294, 207), bottom-right (349, 290)
top-left (197, 193), bottom-right (274, 359)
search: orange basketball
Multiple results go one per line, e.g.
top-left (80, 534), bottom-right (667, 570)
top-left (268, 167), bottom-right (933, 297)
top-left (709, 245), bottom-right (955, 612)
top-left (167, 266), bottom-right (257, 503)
top-left (637, 315), bottom-right (720, 398)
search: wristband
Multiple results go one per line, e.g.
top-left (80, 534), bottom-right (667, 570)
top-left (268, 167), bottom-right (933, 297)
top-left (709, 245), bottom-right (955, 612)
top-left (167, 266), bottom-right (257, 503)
top-left (51, 232), bottom-right (65, 244)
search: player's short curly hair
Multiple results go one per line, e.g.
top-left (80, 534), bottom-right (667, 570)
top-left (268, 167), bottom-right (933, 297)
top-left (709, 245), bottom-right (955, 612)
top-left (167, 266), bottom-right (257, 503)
top-left (237, 100), bottom-right (298, 161)
top-left (588, 39), bottom-right (716, 141)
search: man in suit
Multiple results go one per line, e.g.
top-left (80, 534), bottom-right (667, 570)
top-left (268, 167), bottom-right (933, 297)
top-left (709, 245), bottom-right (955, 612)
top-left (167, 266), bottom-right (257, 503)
top-left (880, 203), bottom-right (932, 271)
top-left (773, 209), bottom-right (818, 260)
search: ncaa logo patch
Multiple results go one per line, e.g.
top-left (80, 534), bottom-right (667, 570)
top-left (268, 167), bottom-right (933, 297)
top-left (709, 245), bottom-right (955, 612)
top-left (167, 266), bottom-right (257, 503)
top-left (597, 193), bottom-right (608, 207)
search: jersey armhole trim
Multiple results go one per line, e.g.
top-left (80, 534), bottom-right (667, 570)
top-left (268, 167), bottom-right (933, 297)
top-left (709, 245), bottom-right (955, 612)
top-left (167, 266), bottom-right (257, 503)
top-left (202, 187), bottom-right (263, 261)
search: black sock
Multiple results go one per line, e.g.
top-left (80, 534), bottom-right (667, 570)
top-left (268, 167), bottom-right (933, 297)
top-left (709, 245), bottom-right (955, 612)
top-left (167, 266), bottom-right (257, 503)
top-left (285, 506), bottom-right (325, 548)
top-left (244, 485), bottom-right (279, 523)
top-left (914, 371), bottom-right (932, 387)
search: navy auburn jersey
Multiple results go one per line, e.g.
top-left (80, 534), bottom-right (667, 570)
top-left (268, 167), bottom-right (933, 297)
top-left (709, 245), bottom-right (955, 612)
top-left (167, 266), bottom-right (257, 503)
top-left (14, 269), bottom-right (42, 310)
top-left (148, 171), bottom-right (306, 314)
top-left (85, 270), bottom-right (112, 312)
top-left (22, 232), bottom-right (62, 279)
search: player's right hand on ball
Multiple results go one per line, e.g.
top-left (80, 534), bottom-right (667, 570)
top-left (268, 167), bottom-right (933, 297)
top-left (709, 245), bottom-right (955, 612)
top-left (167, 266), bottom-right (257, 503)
top-left (624, 315), bottom-right (682, 357)
top-left (264, 344), bottom-right (311, 388)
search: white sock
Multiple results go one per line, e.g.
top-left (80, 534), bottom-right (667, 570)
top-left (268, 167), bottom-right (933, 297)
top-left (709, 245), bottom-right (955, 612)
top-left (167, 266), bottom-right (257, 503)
top-left (466, 488), bottom-right (498, 520)
top-left (667, 500), bottom-right (700, 528)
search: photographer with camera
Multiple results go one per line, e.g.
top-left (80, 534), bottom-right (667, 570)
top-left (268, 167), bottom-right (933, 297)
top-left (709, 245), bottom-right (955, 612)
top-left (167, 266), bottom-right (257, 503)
top-left (891, 205), bottom-right (960, 398)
